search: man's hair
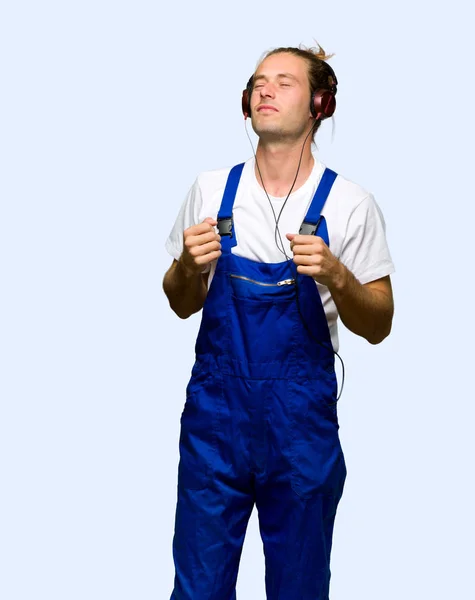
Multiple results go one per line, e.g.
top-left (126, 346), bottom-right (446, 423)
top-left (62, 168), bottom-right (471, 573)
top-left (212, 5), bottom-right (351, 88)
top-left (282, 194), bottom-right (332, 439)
top-left (256, 42), bottom-right (336, 142)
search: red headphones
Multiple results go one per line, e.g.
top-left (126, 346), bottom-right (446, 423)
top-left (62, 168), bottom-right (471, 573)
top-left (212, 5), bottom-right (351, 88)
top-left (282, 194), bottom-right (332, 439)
top-left (241, 62), bottom-right (338, 121)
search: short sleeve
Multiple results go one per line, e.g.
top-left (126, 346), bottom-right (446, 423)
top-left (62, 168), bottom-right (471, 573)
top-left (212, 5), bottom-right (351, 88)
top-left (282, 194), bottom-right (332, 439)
top-left (164, 178), bottom-right (213, 273)
top-left (339, 194), bottom-right (395, 285)
top-left (165, 178), bottom-right (203, 260)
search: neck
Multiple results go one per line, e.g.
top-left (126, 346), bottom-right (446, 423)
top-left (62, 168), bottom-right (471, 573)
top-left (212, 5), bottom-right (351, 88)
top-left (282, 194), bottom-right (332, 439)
top-left (254, 136), bottom-right (314, 197)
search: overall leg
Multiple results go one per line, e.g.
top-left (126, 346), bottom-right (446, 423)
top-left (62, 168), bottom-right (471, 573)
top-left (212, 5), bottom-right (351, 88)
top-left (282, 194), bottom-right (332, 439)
top-left (170, 475), bottom-right (254, 600)
top-left (170, 371), bottom-right (255, 600)
top-left (256, 479), bottom-right (344, 600)
top-left (255, 378), bottom-right (347, 600)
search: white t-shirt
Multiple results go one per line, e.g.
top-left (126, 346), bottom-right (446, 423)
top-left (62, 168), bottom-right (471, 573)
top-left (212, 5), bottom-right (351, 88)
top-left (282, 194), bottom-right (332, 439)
top-left (165, 155), bottom-right (395, 352)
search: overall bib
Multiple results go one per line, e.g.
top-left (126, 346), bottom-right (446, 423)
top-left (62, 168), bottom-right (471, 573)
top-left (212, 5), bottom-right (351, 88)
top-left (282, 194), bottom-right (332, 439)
top-left (170, 164), bottom-right (347, 600)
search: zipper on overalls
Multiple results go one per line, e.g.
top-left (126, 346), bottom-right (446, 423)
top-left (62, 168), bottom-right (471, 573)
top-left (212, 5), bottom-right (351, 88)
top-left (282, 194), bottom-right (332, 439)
top-left (230, 274), bottom-right (295, 286)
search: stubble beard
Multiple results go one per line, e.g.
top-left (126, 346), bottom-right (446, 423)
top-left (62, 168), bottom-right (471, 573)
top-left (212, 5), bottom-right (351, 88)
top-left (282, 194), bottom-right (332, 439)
top-left (253, 118), bottom-right (311, 146)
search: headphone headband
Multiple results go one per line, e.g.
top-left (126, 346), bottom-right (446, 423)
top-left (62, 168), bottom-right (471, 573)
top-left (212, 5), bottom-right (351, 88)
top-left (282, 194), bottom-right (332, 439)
top-left (322, 62), bottom-right (338, 94)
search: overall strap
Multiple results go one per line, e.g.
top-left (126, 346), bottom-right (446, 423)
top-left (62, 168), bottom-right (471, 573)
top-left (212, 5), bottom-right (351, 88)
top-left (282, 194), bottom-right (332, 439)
top-left (299, 168), bottom-right (338, 247)
top-left (217, 163), bottom-right (245, 250)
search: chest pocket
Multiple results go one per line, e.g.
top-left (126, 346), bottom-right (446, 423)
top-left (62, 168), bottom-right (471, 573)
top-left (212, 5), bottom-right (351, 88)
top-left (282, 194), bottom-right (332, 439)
top-left (228, 272), bottom-right (299, 365)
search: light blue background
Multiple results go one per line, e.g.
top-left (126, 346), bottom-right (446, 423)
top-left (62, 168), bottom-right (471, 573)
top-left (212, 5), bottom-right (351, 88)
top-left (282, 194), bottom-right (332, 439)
top-left (1, 1), bottom-right (473, 598)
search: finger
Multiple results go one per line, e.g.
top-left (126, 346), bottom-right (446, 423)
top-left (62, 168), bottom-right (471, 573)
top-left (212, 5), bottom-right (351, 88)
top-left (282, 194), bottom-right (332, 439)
top-left (291, 234), bottom-right (320, 245)
top-left (199, 230), bottom-right (221, 243)
top-left (187, 221), bottom-right (217, 236)
top-left (293, 254), bottom-right (321, 266)
top-left (291, 244), bottom-right (319, 256)
top-left (296, 265), bottom-right (317, 276)
top-left (188, 240), bottom-right (221, 257)
top-left (194, 249), bottom-right (222, 265)
top-left (185, 230), bottom-right (219, 248)
top-left (203, 217), bottom-right (217, 226)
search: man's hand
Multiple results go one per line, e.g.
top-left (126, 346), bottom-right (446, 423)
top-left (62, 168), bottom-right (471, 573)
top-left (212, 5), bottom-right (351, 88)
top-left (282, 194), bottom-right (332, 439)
top-left (286, 231), bottom-right (394, 344)
top-left (286, 233), bottom-right (346, 290)
top-left (180, 217), bottom-right (222, 276)
top-left (163, 217), bottom-right (220, 319)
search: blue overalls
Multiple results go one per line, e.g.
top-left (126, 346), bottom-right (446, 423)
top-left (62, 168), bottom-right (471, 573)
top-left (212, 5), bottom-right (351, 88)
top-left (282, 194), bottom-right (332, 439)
top-left (170, 164), bottom-right (347, 600)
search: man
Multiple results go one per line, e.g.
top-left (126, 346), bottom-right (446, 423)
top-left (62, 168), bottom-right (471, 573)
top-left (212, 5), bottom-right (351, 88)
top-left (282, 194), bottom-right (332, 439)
top-left (163, 44), bottom-right (395, 600)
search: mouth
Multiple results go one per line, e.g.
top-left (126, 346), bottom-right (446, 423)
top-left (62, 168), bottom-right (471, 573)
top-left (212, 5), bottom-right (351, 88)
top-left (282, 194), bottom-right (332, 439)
top-left (256, 105), bottom-right (278, 113)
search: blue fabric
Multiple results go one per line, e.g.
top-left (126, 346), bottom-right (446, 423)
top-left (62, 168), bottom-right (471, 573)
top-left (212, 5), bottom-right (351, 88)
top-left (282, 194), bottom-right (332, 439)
top-left (171, 166), bottom-right (347, 600)
top-left (317, 216), bottom-right (329, 247)
top-left (217, 162), bottom-right (245, 250)
top-left (299, 168), bottom-right (336, 247)
top-left (303, 168), bottom-right (337, 229)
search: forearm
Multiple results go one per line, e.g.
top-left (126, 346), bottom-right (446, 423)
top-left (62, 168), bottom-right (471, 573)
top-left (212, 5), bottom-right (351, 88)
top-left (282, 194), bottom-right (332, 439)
top-left (328, 266), bottom-right (393, 345)
top-left (163, 259), bottom-right (208, 319)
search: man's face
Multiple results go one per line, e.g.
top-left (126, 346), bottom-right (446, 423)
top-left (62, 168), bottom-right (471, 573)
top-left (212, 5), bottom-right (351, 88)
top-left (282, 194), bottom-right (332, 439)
top-left (250, 53), bottom-right (312, 141)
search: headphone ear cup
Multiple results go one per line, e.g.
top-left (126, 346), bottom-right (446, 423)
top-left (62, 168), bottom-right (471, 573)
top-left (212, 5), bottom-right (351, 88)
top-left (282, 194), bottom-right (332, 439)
top-left (242, 88), bottom-right (250, 119)
top-left (311, 90), bottom-right (336, 120)
top-left (242, 77), bottom-right (254, 119)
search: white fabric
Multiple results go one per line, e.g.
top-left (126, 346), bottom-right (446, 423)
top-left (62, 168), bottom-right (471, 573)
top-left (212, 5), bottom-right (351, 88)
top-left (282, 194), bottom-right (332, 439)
top-left (165, 155), bottom-right (395, 352)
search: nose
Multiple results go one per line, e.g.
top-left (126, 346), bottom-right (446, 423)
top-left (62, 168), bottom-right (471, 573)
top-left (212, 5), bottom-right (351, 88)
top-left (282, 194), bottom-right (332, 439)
top-left (259, 82), bottom-right (275, 98)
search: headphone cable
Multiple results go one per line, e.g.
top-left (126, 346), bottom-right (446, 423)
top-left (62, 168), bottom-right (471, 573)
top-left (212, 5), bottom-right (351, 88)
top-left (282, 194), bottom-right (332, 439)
top-left (244, 121), bottom-right (345, 402)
